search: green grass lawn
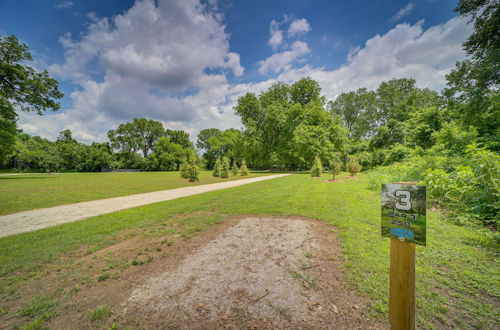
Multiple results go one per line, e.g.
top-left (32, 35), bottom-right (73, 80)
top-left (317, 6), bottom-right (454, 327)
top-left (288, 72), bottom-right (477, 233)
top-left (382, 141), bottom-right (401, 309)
top-left (0, 173), bottom-right (498, 328)
top-left (0, 171), bottom-right (270, 215)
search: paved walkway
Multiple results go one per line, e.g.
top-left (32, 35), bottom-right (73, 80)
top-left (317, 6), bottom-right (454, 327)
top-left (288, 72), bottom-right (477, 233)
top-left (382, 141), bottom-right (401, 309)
top-left (0, 174), bottom-right (290, 238)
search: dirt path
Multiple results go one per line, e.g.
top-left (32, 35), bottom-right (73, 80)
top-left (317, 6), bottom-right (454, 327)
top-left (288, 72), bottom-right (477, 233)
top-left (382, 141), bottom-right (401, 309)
top-left (118, 217), bottom-right (385, 329)
top-left (0, 174), bottom-right (289, 238)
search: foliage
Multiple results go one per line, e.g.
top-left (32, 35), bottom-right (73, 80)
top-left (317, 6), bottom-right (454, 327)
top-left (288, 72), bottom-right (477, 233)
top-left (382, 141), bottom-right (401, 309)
top-left (220, 156), bottom-right (230, 178)
top-left (346, 156), bottom-right (361, 176)
top-left (186, 162), bottom-right (200, 182)
top-left (234, 78), bottom-right (347, 169)
top-left (179, 161), bottom-right (189, 179)
top-left (0, 35), bottom-right (63, 164)
top-left (240, 160), bottom-right (249, 176)
top-left (197, 128), bottom-right (241, 169)
top-left (212, 158), bottom-right (221, 177)
top-left (231, 160), bottom-right (238, 175)
top-left (310, 155), bottom-right (322, 177)
top-left (330, 157), bottom-right (341, 180)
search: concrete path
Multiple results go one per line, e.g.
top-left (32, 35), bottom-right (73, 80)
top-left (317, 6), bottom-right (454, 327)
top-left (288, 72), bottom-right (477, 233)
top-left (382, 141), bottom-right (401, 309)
top-left (0, 174), bottom-right (290, 238)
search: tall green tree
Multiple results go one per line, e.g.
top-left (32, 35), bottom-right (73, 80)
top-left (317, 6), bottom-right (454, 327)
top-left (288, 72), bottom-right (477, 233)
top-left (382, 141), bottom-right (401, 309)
top-left (0, 35), bottom-right (63, 163)
top-left (444, 0), bottom-right (499, 148)
top-left (133, 118), bottom-right (164, 158)
top-left (329, 88), bottom-right (376, 139)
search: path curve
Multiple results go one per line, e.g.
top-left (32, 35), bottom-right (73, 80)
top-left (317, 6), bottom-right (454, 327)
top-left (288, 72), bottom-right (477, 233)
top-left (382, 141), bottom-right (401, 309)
top-left (0, 174), bottom-right (290, 238)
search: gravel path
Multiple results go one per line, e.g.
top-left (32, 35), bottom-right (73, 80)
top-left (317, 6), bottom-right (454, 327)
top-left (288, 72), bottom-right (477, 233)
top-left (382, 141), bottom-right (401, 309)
top-left (0, 174), bottom-right (289, 238)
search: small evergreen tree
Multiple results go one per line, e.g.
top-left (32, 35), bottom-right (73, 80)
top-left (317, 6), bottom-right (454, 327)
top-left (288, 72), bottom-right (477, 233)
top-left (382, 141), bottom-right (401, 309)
top-left (220, 156), bottom-right (230, 178)
top-left (231, 160), bottom-right (238, 175)
top-left (213, 158), bottom-right (221, 177)
top-left (179, 161), bottom-right (189, 179)
top-left (187, 163), bottom-right (200, 182)
top-left (347, 156), bottom-right (362, 176)
top-left (240, 160), bottom-right (249, 176)
top-left (330, 158), bottom-right (341, 180)
top-left (310, 156), bottom-right (323, 177)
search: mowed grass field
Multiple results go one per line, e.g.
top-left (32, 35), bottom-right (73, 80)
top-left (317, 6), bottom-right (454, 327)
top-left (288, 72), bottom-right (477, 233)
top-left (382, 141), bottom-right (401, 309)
top-left (0, 173), bottom-right (498, 328)
top-left (0, 171), bottom-right (271, 215)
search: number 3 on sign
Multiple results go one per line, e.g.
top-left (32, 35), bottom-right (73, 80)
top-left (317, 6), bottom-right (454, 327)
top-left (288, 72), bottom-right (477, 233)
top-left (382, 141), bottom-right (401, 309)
top-left (395, 190), bottom-right (411, 210)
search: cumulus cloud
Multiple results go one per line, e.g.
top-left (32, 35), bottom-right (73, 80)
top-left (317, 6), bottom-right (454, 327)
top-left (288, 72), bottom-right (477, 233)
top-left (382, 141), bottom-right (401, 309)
top-left (258, 41), bottom-right (310, 74)
top-left (268, 20), bottom-right (283, 49)
top-left (33, 0), bottom-right (244, 143)
top-left (391, 3), bottom-right (416, 22)
top-left (20, 10), bottom-right (471, 145)
top-left (288, 18), bottom-right (311, 37)
top-left (277, 17), bottom-right (471, 99)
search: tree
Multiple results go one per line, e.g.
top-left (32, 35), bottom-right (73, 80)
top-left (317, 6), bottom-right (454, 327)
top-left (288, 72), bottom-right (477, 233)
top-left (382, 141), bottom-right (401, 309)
top-left (231, 160), bottom-right (238, 175)
top-left (329, 88), bottom-right (376, 139)
top-left (0, 35), bottom-right (63, 163)
top-left (234, 78), bottom-right (346, 169)
top-left (133, 118), bottom-right (164, 158)
top-left (220, 156), bottom-right (230, 178)
top-left (347, 156), bottom-right (362, 176)
top-left (330, 156), bottom-right (341, 180)
top-left (213, 158), bottom-right (221, 177)
top-left (165, 129), bottom-right (193, 149)
top-left (197, 128), bottom-right (221, 169)
top-left (310, 155), bottom-right (322, 177)
top-left (444, 0), bottom-right (499, 148)
top-left (240, 160), bottom-right (249, 176)
top-left (186, 162), bottom-right (200, 182)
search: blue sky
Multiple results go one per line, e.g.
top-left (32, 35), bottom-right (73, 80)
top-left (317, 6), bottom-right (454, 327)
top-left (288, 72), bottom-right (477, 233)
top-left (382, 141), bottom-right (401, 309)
top-left (0, 0), bottom-right (469, 143)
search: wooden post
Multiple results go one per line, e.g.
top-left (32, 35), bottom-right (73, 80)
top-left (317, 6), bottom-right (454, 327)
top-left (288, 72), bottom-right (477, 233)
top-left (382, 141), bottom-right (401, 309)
top-left (390, 238), bottom-right (415, 330)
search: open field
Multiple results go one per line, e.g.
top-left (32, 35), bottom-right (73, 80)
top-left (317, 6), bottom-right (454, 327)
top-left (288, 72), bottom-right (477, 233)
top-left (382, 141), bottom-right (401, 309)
top-left (0, 173), bottom-right (498, 329)
top-left (0, 171), bottom-right (271, 215)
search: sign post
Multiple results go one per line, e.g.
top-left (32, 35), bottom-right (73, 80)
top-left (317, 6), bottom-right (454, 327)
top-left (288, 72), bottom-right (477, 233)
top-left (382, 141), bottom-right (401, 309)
top-left (381, 183), bottom-right (426, 330)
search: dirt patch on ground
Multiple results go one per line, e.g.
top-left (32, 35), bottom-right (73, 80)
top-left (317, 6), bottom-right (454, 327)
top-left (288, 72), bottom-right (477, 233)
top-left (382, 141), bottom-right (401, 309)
top-left (121, 217), bottom-right (385, 329)
top-left (3, 216), bottom-right (386, 329)
top-left (326, 179), bottom-right (345, 183)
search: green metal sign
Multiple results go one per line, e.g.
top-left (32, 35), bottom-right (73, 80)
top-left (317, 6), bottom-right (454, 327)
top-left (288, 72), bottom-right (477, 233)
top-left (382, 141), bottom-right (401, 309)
top-left (381, 183), bottom-right (426, 246)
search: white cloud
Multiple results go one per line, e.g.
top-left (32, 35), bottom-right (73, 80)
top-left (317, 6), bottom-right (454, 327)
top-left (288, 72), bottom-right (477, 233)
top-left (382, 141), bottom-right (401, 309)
top-left (258, 41), bottom-right (310, 74)
top-left (288, 18), bottom-right (311, 37)
top-left (32, 0), bottom-right (244, 143)
top-left (20, 12), bottom-right (471, 145)
top-left (277, 17), bottom-right (471, 100)
top-left (391, 3), bottom-right (416, 22)
top-left (268, 20), bottom-right (283, 49)
top-left (54, 1), bottom-right (74, 9)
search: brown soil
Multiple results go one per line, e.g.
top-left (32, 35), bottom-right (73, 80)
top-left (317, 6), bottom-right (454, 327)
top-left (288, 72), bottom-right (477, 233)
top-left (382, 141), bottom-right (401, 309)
top-left (326, 179), bottom-right (345, 183)
top-left (1, 216), bottom-right (386, 329)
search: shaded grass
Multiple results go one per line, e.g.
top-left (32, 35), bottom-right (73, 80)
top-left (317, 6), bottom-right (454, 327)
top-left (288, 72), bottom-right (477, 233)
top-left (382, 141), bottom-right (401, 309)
top-left (0, 171), bottom-right (270, 215)
top-left (0, 173), bottom-right (498, 328)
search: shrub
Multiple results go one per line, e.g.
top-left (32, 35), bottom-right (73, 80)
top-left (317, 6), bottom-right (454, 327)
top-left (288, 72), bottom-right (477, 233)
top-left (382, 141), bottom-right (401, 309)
top-left (220, 157), bottom-right (230, 178)
top-left (179, 161), bottom-right (189, 179)
top-left (330, 158), bottom-right (341, 180)
top-left (310, 156), bottom-right (323, 177)
top-left (186, 163), bottom-right (200, 182)
top-left (347, 156), bottom-right (362, 176)
top-left (213, 158), bottom-right (221, 177)
top-left (231, 161), bottom-right (238, 175)
top-left (240, 160), bottom-right (249, 176)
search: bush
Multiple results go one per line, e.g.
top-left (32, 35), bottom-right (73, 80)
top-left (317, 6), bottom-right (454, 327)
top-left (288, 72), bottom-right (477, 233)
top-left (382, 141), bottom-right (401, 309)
top-left (186, 163), bottom-right (200, 182)
top-left (310, 156), bottom-right (323, 177)
top-left (240, 160), bottom-right (249, 176)
top-left (213, 158), bottom-right (221, 177)
top-left (220, 157), bottom-right (229, 178)
top-left (330, 158), bottom-right (341, 180)
top-left (179, 161), bottom-right (189, 179)
top-left (347, 156), bottom-right (361, 176)
top-left (231, 161), bottom-right (238, 175)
